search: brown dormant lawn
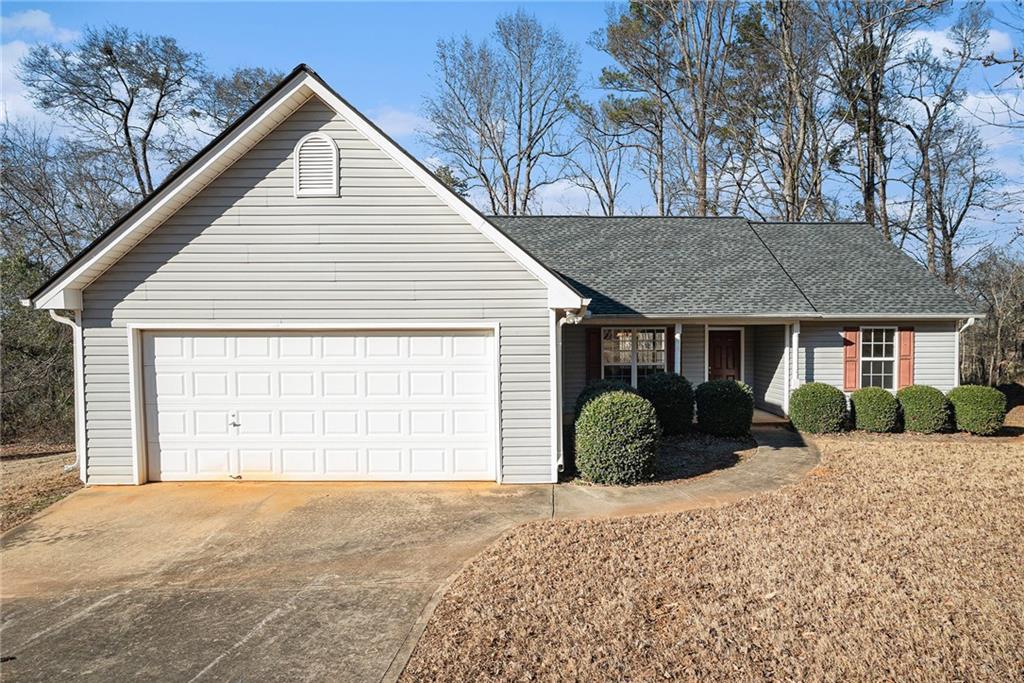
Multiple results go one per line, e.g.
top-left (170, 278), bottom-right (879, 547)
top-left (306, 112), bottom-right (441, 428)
top-left (403, 432), bottom-right (1024, 682)
top-left (1, 442), bottom-right (79, 532)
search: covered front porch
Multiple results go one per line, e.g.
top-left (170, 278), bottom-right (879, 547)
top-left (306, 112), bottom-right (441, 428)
top-left (560, 320), bottom-right (804, 423)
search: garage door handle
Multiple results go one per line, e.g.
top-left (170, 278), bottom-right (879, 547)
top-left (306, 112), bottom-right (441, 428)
top-left (229, 420), bottom-right (241, 427)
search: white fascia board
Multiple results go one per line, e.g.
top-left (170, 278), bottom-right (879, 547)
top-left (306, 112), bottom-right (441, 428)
top-left (36, 288), bottom-right (82, 311)
top-left (815, 313), bottom-right (982, 320)
top-left (301, 78), bottom-right (584, 312)
top-left (29, 78), bottom-right (314, 309)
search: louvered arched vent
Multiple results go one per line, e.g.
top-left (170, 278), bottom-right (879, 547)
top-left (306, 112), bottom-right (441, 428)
top-left (293, 132), bottom-right (339, 197)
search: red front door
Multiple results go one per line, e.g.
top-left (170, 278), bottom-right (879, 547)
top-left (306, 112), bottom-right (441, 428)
top-left (708, 330), bottom-right (741, 381)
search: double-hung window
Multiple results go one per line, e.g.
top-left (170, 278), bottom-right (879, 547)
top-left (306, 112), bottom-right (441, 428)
top-left (601, 328), bottom-right (666, 386)
top-left (860, 327), bottom-right (896, 389)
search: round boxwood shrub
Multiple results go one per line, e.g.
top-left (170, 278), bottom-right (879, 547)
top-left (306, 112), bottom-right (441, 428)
top-left (574, 391), bottom-right (661, 485)
top-left (896, 385), bottom-right (949, 434)
top-left (695, 380), bottom-right (754, 437)
top-left (947, 385), bottom-right (1007, 436)
top-left (850, 386), bottom-right (899, 433)
top-left (637, 372), bottom-right (694, 435)
top-left (789, 382), bottom-right (848, 433)
top-left (574, 379), bottom-right (636, 420)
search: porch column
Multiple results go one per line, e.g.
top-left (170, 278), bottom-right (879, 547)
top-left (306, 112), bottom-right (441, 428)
top-left (783, 324), bottom-right (791, 414)
top-left (674, 323), bottom-right (682, 374)
top-left (791, 321), bottom-right (801, 389)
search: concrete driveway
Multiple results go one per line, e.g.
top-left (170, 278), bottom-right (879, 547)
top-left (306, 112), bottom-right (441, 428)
top-left (0, 482), bottom-right (552, 682)
top-left (1, 428), bottom-right (816, 681)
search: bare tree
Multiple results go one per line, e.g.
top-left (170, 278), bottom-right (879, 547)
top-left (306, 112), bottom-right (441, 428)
top-left (894, 3), bottom-right (991, 273)
top-left (930, 121), bottom-right (1002, 283)
top-left (19, 26), bottom-right (207, 197)
top-left (727, 1), bottom-right (841, 220)
top-left (567, 98), bottom-right (628, 215)
top-left (822, 0), bottom-right (945, 238)
top-left (1, 122), bottom-right (130, 270)
top-left (190, 66), bottom-right (286, 137)
top-left (959, 248), bottom-right (1024, 385)
top-left (599, 1), bottom-right (736, 216)
top-left (422, 10), bottom-right (580, 215)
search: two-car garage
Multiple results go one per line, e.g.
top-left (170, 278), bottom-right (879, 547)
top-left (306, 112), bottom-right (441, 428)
top-left (141, 329), bottom-right (498, 482)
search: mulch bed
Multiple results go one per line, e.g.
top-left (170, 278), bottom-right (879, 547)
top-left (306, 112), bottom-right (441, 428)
top-left (402, 432), bottom-right (1024, 682)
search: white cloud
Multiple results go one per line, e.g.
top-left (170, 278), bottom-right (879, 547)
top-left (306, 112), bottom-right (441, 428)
top-left (532, 178), bottom-right (594, 214)
top-left (2, 9), bottom-right (78, 42)
top-left (1, 11), bottom-right (79, 123)
top-left (907, 27), bottom-right (1014, 57)
top-left (370, 106), bottom-right (432, 139)
top-left (1, 40), bottom-right (37, 121)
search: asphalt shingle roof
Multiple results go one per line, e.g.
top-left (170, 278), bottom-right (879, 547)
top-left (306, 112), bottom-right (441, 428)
top-left (492, 216), bottom-right (976, 318)
top-left (752, 222), bottom-right (977, 316)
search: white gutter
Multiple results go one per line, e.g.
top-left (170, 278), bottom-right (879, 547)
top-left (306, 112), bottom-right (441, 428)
top-left (954, 317), bottom-right (976, 387)
top-left (47, 310), bottom-right (87, 482)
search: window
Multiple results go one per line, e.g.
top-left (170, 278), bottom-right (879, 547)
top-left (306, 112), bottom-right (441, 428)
top-left (293, 132), bottom-right (339, 197)
top-left (601, 328), bottom-right (666, 386)
top-left (860, 327), bottom-right (896, 389)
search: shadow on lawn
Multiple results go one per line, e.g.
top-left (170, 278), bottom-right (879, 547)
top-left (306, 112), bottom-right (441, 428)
top-left (652, 432), bottom-right (757, 482)
top-left (560, 427), bottom-right (758, 483)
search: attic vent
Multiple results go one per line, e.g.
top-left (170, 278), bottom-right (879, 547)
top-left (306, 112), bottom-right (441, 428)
top-left (293, 132), bottom-right (339, 197)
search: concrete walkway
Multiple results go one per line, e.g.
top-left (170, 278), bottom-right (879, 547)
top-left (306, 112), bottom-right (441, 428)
top-left (0, 427), bottom-right (816, 682)
top-left (553, 427), bottom-right (819, 518)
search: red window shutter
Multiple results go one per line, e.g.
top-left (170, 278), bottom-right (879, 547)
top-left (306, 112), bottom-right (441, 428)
top-left (898, 327), bottom-right (915, 388)
top-left (842, 327), bottom-right (859, 391)
top-left (585, 328), bottom-right (602, 383)
top-left (665, 326), bottom-right (675, 374)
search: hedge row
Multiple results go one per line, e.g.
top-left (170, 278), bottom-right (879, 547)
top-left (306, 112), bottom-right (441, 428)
top-left (789, 382), bottom-right (1006, 436)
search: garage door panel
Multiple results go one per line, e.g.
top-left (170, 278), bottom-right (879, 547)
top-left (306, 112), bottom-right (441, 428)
top-left (144, 330), bottom-right (496, 481)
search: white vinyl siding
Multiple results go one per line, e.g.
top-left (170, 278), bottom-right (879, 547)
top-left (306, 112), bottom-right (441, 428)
top-left (798, 321), bottom-right (958, 393)
top-left (80, 97), bottom-right (552, 485)
top-left (752, 325), bottom-right (786, 414)
top-left (680, 325), bottom-right (704, 383)
top-left (561, 324), bottom-right (586, 415)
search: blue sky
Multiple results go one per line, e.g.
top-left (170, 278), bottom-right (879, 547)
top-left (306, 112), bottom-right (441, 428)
top-left (1, 1), bottom-right (1021, 237)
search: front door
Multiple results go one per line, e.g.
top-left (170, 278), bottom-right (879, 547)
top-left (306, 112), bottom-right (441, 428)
top-left (708, 330), bottom-right (741, 381)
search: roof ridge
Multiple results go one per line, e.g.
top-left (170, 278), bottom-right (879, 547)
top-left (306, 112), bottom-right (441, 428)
top-left (746, 221), bottom-right (819, 313)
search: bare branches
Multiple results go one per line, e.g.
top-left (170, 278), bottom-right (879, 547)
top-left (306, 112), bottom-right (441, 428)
top-left (18, 27), bottom-right (206, 196)
top-left (422, 10), bottom-right (580, 215)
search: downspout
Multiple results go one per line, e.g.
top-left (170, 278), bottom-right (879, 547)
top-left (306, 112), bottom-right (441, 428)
top-left (955, 317), bottom-right (975, 387)
top-left (47, 310), bottom-right (87, 481)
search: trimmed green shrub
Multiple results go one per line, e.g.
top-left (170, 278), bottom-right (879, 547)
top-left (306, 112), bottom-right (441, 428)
top-left (574, 379), bottom-right (636, 420)
top-left (897, 385), bottom-right (949, 434)
top-left (575, 391), bottom-right (661, 485)
top-left (789, 382), bottom-right (848, 433)
top-left (637, 372), bottom-right (694, 435)
top-left (850, 386), bottom-right (899, 432)
top-left (996, 382), bottom-right (1024, 410)
top-left (695, 380), bottom-right (754, 437)
top-left (947, 385), bottom-right (1006, 436)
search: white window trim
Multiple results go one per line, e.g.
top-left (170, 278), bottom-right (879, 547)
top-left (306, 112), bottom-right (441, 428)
top-left (858, 325), bottom-right (899, 391)
top-left (600, 327), bottom-right (667, 387)
top-left (293, 131), bottom-right (339, 198)
top-left (704, 326), bottom-right (745, 384)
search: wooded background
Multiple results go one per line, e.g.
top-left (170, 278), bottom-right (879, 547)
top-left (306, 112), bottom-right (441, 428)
top-left (2, 1), bottom-right (1021, 443)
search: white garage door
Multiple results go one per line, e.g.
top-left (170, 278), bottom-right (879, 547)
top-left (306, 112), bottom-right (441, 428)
top-left (142, 330), bottom-right (497, 481)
